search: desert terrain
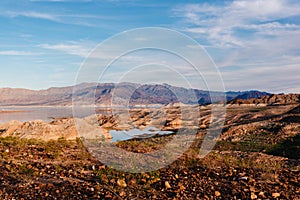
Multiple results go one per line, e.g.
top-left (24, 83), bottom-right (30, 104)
top-left (0, 93), bottom-right (299, 199)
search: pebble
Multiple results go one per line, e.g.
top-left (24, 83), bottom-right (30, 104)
top-left (117, 179), bottom-right (127, 188)
top-left (272, 193), bottom-right (281, 198)
top-left (251, 193), bottom-right (257, 199)
top-left (258, 191), bottom-right (265, 197)
top-left (165, 181), bottom-right (171, 189)
top-left (239, 176), bottom-right (248, 181)
top-left (119, 191), bottom-right (126, 197)
top-left (215, 191), bottom-right (221, 197)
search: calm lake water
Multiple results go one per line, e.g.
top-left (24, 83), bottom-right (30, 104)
top-left (110, 126), bottom-right (173, 142)
top-left (0, 107), bottom-right (110, 124)
top-left (0, 107), bottom-right (174, 141)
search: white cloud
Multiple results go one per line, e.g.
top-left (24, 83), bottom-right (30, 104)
top-left (39, 42), bottom-right (93, 57)
top-left (221, 62), bottom-right (300, 93)
top-left (173, 0), bottom-right (300, 92)
top-left (6, 11), bottom-right (59, 21)
top-left (174, 0), bottom-right (300, 47)
top-left (3, 11), bottom-right (113, 27)
top-left (0, 50), bottom-right (40, 56)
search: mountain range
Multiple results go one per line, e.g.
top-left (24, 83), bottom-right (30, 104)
top-left (0, 82), bottom-right (273, 106)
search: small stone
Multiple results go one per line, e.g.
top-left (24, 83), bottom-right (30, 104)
top-left (117, 179), bottom-right (127, 188)
top-left (119, 191), bottom-right (126, 197)
top-left (165, 181), bottom-right (171, 189)
top-left (5, 165), bottom-right (11, 170)
top-left (215, 191), bottom-right (221, 197)
top-left (258, 191), bottom-right (265, 197)
top-left (272, 193), bottom-right (280, 198)
top-left (249, 186), bottom-right (255, 192)
top-left (239, 176), bottom-right (248, 181)
top-left (251, 193), bottom-right (257, 199)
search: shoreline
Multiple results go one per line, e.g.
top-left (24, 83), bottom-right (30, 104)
top-left (0, 110), bottom-right (27, 114)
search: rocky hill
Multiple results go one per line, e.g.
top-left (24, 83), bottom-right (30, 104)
top-left (0, 83), bottom-right (269, 106)
top-left (232, 90), bottom-right (270, 100)
top-left (228, 93), bottom-right (300, 105)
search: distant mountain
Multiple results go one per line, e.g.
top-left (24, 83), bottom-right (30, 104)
top-left (233, 90), bottom-right (270, 100)
top-left (0, 82), bottom-right (272, 106)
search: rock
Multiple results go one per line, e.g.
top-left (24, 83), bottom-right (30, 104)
top-left (272, 193), bottom-right (280, 198)
top-left (239, 177), bottom-right (248, 181)
top-left (251, 193), bottom-right (257, 199)
top-left (5, 165), bottom-right (11, 170)
top-left (117, 179), bottom-right (127, 188)
top-left (200, 124), bottom-right (207, 129)
top-left (0, 119), bottom-right (78, 141)
top-left (74, 118), bottom-right (112, 140)
top-left (119, 191), bottom-right (126, 197)
top-left (165, 181), bottom-right (171, 189)
top-left (228, 93), bottom-right (300, 105)
top-left (215, 191), bottom-right (221, 197)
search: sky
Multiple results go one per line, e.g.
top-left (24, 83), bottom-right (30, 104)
top-left (0, 0), bottom-right (300, 93)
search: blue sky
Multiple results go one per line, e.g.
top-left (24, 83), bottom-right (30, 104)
top-left (0, 0), bottom-right (300, 93)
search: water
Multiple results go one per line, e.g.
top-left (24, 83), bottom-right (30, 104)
top-left (0, 107), bottom-right (174, 142)
top-left (110, 126), bottom-right (173, 142)
top-left (0, 106), bottom-right (110, 124)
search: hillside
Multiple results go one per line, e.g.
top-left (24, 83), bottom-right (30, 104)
top-left (228, 93), bottom-right (300, 105)
top-left (0, 83), bottom-right (269, 106)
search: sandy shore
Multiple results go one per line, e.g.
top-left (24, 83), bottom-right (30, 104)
top-left (0, 110), bottom-right (26, 114)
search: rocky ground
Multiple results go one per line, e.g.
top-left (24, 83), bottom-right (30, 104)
top-left (0, 104), bottom-right (299, 199)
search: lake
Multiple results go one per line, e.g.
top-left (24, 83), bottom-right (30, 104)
top-left (0, 107), bottom-right (174, 142)
top-left (0, 106), bottom-right (111, 124)
top-left (110, 126), bottom-right (173, 142)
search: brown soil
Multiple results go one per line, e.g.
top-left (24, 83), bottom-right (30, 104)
top-left (0, 104), bottom-right (299, 199)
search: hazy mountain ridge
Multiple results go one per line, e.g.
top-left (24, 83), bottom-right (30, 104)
top-left (0, 83), bottom-right (271, 106)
